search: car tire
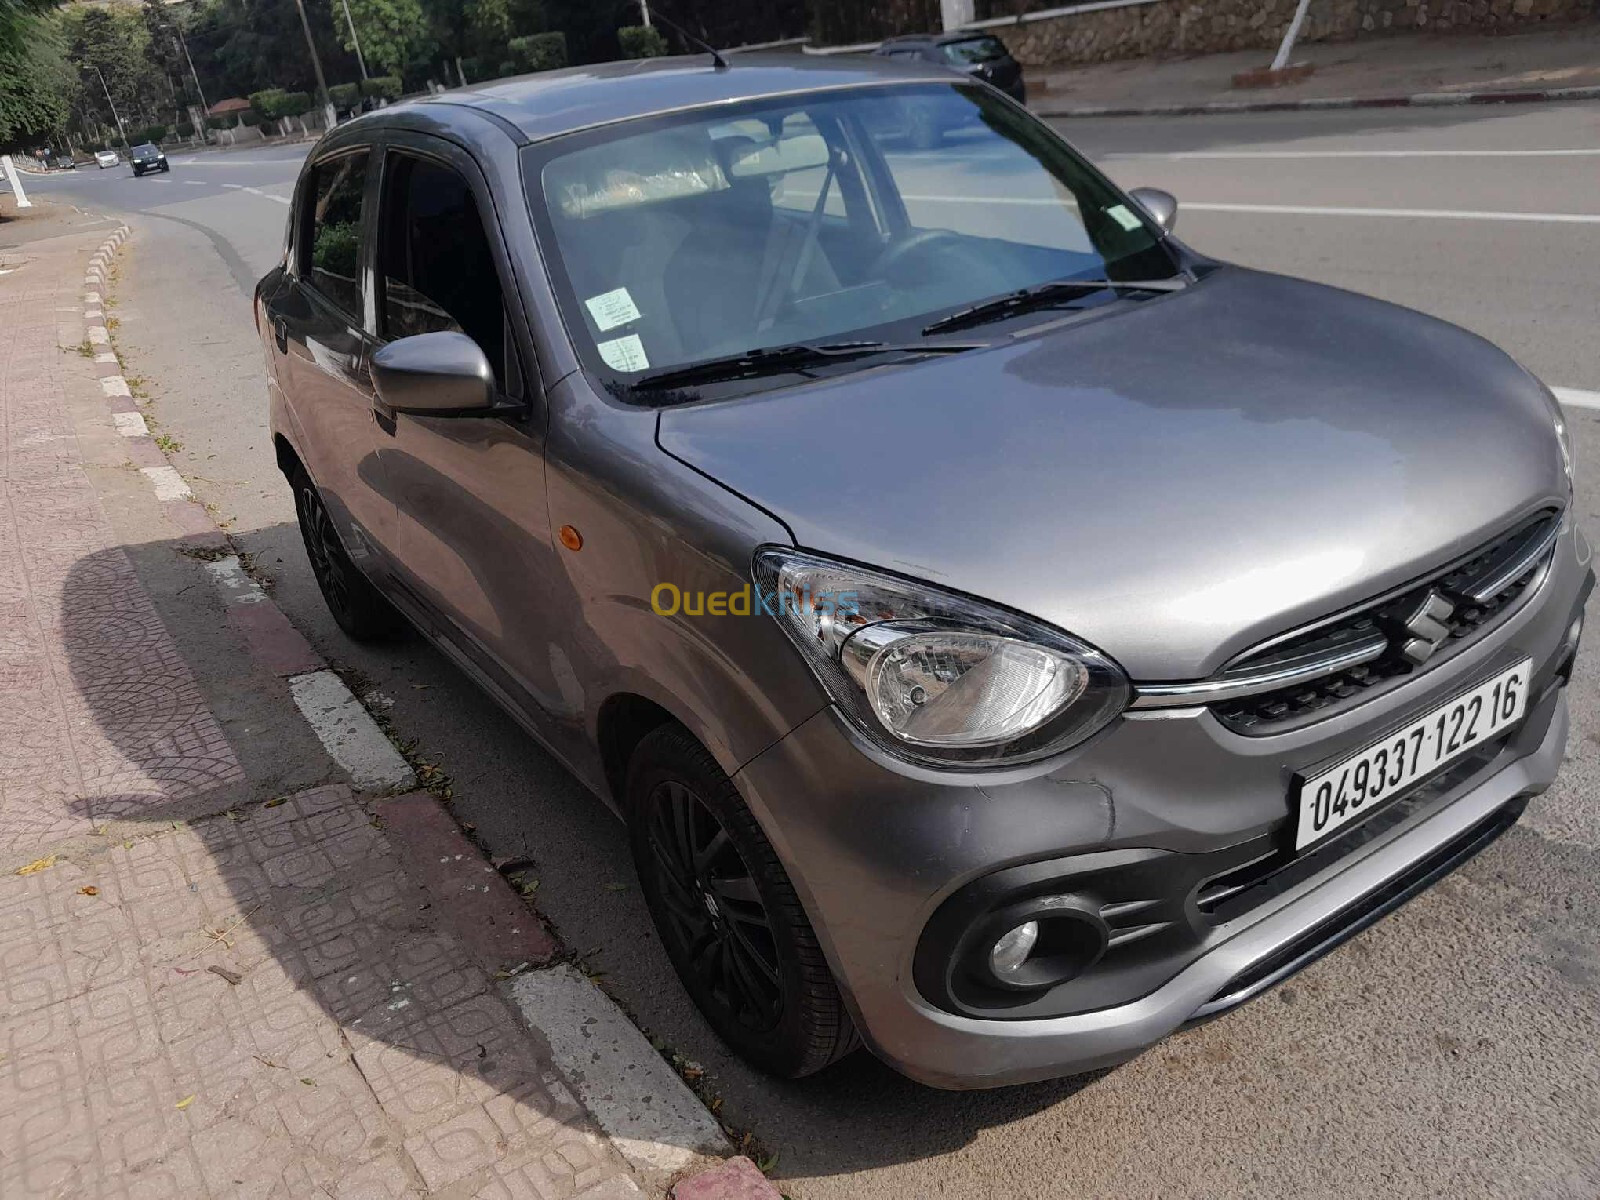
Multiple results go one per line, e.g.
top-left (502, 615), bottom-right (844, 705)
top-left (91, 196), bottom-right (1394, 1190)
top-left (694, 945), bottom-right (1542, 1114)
top-left (162, 163), bottom-right (170, 172)
top-left (290, 466), bottom-right (406, 641)
top-left (626, 723), bottom-right (859, 1079)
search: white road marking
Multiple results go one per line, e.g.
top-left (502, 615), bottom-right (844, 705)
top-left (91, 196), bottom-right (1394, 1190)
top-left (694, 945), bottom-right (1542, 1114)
top-left (1182, 202), bottom-right (1600, 224)
top-left (1553, 388), bottom-right (1600, 410)
top-left (287, 670), bottom-right (416, 792)
top-left (242, 186), bottom-right (291, 205)
top-left (184, 180), bottom-right (205, 186)
top-left (112, 411), bottom-right (149, 438)
top-left (140, 465), bottom-right (192, 501)
top-left (510, 965), bottom-right (726, 1184)
top-left (1109, 148), bottom-right (1600, 160)
top-left (900, 193), bottom-right (1600, 224)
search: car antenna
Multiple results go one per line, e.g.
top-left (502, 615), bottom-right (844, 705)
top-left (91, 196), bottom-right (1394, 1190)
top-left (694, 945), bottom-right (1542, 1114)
top-left (648, 7), bottom-right (730, 70)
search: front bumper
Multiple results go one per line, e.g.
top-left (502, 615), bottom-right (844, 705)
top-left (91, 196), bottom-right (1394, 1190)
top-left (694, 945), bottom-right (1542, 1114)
top-left (734, 523), bottom-right (1589, 1088)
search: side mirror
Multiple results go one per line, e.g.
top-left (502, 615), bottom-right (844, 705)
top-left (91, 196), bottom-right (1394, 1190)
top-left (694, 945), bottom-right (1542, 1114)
top-left (1128, 187), bottom-right (1178, 235)
top-left (371, 331), bottom-right (494, 416)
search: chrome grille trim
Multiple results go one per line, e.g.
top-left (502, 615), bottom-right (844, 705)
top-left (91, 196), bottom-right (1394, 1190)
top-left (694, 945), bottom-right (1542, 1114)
top-left (1129, 509), bottom-right (1562, 715)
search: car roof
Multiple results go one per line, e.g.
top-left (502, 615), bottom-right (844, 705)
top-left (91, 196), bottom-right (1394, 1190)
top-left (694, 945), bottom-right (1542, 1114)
top-left (353, 52), bottom-right (962, 145)
top-left (880, 30), bottom-right (998, 46)
top-left (132, 143), bottom-right (158, 151)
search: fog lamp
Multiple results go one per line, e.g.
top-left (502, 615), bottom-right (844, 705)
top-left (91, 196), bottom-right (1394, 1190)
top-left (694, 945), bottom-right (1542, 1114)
top-left (988, 920), bottom-right (1039, 979)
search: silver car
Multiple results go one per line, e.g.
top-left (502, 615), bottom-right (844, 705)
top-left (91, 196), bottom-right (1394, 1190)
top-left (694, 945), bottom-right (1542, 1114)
top-left (258, 54), bottom-right (1590, 1088)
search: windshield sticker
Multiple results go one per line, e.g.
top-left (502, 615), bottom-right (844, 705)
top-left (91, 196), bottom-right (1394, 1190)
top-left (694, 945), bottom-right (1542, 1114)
top-left (598, 334), bottom-right (650, 373)
top-left (1106, 204), bottom-right (1144, 232)
top-left (585, 287), bottom-right (643, 332)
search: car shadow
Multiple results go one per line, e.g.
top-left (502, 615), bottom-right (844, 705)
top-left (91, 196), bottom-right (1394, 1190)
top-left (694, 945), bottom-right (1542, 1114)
top-left (43, 532), bottom-right (634, 1190)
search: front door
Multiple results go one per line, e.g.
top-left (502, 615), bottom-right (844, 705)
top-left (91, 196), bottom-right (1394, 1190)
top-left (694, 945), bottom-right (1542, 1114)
top-left (372, 141), bottom-right (569, 732)
top-left (273, 147), bottom-right (396, 568)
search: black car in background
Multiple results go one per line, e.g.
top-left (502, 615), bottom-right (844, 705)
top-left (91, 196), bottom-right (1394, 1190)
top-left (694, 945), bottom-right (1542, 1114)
top-left (875, 31), bottom-right (1026, 104)
top-left (130, 143), bottom-right (169, 176)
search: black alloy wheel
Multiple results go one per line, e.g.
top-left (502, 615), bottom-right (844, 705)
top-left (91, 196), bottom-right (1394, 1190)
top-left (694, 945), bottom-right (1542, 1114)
top-left (627, 724), bottom-right (858, 1078)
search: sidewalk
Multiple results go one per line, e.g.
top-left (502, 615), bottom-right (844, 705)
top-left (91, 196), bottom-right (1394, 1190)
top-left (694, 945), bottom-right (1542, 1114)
top-left (1030, 24), bottom-right (1600, 115)
top-left (0, 203), bottom-right (764, 1197)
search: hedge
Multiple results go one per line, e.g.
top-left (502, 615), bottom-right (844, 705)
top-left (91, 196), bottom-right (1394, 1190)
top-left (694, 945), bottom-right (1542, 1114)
top-left (508, 31), bottom-right (567, 73)
top-left (618, 24), bottom-right (668, 58)
top-left (360, 75), bottom-right (402, 101)
top-left (329, 82), bottom-right (361, 112)
top-left (249, 88), bottom-right (287, 120)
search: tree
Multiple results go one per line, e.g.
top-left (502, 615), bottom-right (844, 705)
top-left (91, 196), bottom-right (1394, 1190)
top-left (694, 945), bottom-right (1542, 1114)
top-left (60, 4), bottom-right (170, 139)
top-left (339, 0), bottom-right (427, 75)
top-left (2, 0), bottom-right (71, 150)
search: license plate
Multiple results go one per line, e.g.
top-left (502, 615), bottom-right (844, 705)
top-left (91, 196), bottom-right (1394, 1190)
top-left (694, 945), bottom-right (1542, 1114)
top-left (1292, 658), bottom-right (1531, 851)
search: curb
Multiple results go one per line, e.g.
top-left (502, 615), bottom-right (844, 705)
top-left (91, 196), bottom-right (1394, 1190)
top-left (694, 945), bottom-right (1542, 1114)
top-left (1036, 81), bottom-right (1600, 118)
top-left (80, 220), bottom-right (757, 1197)
top-left (81, 223), bottom-right (416, 794)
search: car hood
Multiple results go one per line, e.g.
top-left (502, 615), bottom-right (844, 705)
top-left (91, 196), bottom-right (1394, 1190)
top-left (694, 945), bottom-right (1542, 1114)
top-left (657, 268), bottom-right (1568, 679)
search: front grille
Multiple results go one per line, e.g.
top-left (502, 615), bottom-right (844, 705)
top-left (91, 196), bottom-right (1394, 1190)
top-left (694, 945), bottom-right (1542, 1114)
top-left (1215, 510), bottom-right (1560, 733)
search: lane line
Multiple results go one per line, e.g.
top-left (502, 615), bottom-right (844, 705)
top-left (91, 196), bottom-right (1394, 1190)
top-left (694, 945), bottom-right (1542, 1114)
top-left (1181, 201), bottom-right (1600, 224)
top-left (1108, 148), bottom-right (1600, 160)
top-left (1554, 388), bottom-right (1600, 411)
top-left (900, 194), bottom-right (1600, 224)
top-left (242, 186), bottom-right (291, 205)
top-left (140, 465), bottom-right (192, 501)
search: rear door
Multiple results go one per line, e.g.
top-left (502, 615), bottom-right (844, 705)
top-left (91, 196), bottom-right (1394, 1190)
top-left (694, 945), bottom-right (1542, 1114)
top-left (269, 147), bottom-right (397, 569)
top-left (372, 137), bottom-right (567, 726)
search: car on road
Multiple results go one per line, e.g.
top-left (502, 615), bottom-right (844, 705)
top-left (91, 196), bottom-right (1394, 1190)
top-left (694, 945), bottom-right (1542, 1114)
top-left (94, 149), bottom-right (120, 169)
top-left (875, 30), bottom-right (1026, 104)
top-left (130, 143), bottom-right (169, 175)
top-left (258, 54), bottom-right (1589, 1089)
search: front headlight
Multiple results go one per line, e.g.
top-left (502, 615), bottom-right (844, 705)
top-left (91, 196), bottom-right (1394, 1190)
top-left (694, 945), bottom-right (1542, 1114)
top-left (754, 548), bottom-right (1128, 767)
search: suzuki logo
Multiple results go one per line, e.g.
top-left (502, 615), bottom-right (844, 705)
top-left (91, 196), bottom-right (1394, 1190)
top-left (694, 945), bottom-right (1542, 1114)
top-left (1398, 590), bottom-right (1455, 665)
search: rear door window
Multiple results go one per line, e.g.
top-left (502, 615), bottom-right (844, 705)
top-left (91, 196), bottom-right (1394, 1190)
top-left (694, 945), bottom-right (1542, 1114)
top-left (377, 151), bottom-right (511, 387)
top-left (300, 151), bottom-right (370, 317)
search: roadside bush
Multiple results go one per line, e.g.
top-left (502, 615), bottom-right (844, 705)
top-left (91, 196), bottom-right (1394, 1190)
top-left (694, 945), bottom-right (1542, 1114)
top-left (360, 75), bottom-right (402, 101)
top-left (278, 92), bottom-right (313, 118)
top-left (249, 88), bottom-right (288, 122)
top-left (329, 82), bottom-right (361, 113)
top-left (618, 24), bottom-right (667, 58)
top-left (204, 114), bottom-right (233, 130)
top-left (508, 31), bottom-right (567, 72)
top-left (175, 121), bottom-right (195, 139)
top-left (239, 110), bottom-right (262, 127)
top-left (131, 124), bottom-right (167, 145)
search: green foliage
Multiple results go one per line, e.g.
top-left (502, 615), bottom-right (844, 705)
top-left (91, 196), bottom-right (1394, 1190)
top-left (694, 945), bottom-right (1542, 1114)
top-left (312, 220), bottom-right (359, 279)
top-left (134, 122), bottom-right (167, 143)
top-left (204, 113), bottom-right (234, 129)
top-left (507, 30), bottom-right (564, 72)
top-left (60, 4), bottom-right (168, 143)
top-left (328, 81), bottom-right (360, 111)
top-left (360, 74), bottom-right (401, 100)
top-left (0, 17), bottom-right (72, 150)
top-left (340, 0), bottom-right (427, 75)
top-left (277, 90), bottom-right (312, 117)
top-left (239, 108), bottom-right (262, 125)
top-left (617, 24), bottom-right (666, 59)
top-left (249, 86), bottom-right (287, 120)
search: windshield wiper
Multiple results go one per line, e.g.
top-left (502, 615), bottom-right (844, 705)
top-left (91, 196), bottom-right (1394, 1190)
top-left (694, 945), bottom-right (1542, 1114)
top-left (627, 339), bottom-right (982, 392)
top-left (922, 277), bottom-right (1187, 336)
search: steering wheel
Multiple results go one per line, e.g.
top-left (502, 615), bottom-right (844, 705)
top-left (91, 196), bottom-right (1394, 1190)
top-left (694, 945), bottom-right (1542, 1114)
top-left (869, 229), bottom-right (968, 281)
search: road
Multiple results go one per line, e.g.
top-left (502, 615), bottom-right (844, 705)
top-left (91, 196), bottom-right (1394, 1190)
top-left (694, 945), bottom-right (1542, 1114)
top-left (24, 102), bottom-right (1600, 1199)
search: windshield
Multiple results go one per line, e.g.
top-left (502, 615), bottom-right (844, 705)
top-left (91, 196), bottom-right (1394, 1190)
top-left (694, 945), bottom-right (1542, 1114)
top-left (523, 83), bottom-right (1176, 395)
top-left (941, 36), bottom-right (1007, 65)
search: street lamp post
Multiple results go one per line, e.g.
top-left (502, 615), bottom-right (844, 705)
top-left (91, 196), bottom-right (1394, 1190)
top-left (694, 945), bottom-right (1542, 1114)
top-left (290, 0), bottom-right (339, 132)
top-left (339, 0), bottom-right (369, 81)
top-left (91, 66), bottom-right (128, 146)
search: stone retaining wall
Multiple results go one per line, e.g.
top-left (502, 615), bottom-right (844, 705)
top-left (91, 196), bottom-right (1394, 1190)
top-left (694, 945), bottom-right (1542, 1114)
top-left (996, 0), bottom-right (1596, 66)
